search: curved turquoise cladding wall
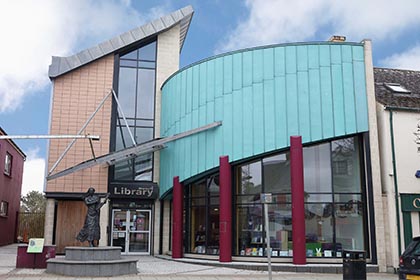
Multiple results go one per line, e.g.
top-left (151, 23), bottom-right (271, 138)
top-left (160, 42), bottom-right (368, 197)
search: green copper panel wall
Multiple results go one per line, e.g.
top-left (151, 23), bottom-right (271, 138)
top-left (160, 42), bottom-right (369, 196)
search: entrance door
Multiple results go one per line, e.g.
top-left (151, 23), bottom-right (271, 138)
top-left (111, 209), bottom-right (151, 254)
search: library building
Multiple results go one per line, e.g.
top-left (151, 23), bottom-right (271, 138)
top-left (43, 5), bottom-right (390, 272)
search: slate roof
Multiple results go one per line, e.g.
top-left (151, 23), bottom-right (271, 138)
top-left (374, 67), bottom-right (420, 109)
top-left (48, 6), bottom-right (194, 79)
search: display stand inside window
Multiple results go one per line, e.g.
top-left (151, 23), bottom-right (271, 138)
top-left (194, 225), bottom-right (206, 254)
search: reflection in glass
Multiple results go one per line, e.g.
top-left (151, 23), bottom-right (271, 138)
top-left (335, 203), bottom-right (364, 250)
top-left (137, 69), bottom-right (155, 119)
top-left (114, 160), bottom-right (133, 180)
top-left (263, 153), bottom-right (290, 193)
top-left (134, 154), bottom-right (152, 181)
top-left (135, 127), bottom-right (153, 144)
top-left (303, 143), bottom-right (332, 193)
top-left (238, 161), bottom-right (262, 195)
top-left (118, 67), bottom-right (137, 118)
top-left (332, 137), bottom-right (361, 193)
top-left (121, 49), bottom-right (137, 60)
top-left (305, 203), bottom-right (334, 256)
top-left (139, 41), bottom-right (156, 61)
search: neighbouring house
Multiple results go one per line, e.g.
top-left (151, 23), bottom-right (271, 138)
top-left (374, 67), bottom-right (420, 271)
top-left (0, 127), bottom-right (26, 245)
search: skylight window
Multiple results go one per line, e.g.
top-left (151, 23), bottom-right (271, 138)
top-left (384, 83), bottom-right (411, 94)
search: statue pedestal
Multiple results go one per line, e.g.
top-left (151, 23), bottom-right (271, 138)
top-left (46, 247), bottom-right (138, 277)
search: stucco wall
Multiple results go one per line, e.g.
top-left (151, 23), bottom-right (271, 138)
top-left (160, 42), bottom-right (370, 195)
top-left (391, 110), bottom-right (420, 193)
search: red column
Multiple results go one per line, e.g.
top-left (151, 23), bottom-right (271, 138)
top-left (219, 156), bottom-right (232, 262)
top-left (172, 176), bottom-right (183, 259)
top-left (290, 136), bottom-right (306, 265)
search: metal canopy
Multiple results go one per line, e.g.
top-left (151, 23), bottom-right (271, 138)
top-left (46, 121), bottom-right (222, 181)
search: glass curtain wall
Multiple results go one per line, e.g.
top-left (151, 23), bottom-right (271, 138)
top-left (113, 41), bottom-right (157, 181)
top-left (234, 136), bottom-right (366, 258)
top-left (186, 174), bottom-right (220, 255)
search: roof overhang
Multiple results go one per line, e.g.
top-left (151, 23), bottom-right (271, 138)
top-left (48, 5), bottom-right (194, 79)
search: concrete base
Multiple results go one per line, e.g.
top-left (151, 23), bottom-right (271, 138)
top-left (46, 247), bottom-right (138, 277)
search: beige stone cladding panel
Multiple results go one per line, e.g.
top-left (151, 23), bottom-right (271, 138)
top-left (154, 24), bottom-right (181, 183)
top-left (47, 55), bottom-right (114, 194)
top-left (363, 40), bottom-right (386, 272)
top-left (152, 25), bottom-right (181, 254)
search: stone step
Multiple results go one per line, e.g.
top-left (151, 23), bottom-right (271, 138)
top-left (46, 258), bottom-right (138, 277)
top-left (64, 246), bottom-right (122, 261)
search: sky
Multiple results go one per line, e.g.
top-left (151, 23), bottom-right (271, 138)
top-left (1, 0), bottom-right (420, 195)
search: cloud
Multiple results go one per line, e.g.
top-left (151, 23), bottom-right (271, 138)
top-left (0, 0), bottom-right (170, 113)
top-left (216, 0), bottom-right (420, 54)
top-left (22, 148), bottom-right (46, 195)
top-left (379, 45), bottom-right (420, 71)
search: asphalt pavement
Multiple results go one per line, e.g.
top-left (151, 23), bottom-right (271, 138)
top-left (0, 243), bottom-right (399, 279)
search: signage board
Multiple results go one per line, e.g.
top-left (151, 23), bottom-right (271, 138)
top-left (27, 238), bottom-right (44, 253)
top-left (110, 182), bottom-right (159, 199)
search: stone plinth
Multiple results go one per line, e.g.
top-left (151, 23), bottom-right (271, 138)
top-left (46, 247), bottom-right (138, 277)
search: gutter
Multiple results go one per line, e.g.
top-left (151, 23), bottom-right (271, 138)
top-left (388, 108), bottom-right (402, 256)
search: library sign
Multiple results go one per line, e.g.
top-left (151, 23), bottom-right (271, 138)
top-left (110, 182), bottom-right (159, 199)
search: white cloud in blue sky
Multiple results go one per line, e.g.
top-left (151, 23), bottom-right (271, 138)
top-left (380, 45), bottom-right (420, 70)
top-left (22, 148), bottom-right (46, 195)
top-left (216, 0), bottom-right (420, 71)
top-left (0, 0), bottom-right (169, 113)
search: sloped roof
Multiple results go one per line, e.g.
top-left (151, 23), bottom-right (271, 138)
top-left (374, 67), bottom-right (420, 109)
top-left (0, 127), bottom-right (26, 159)
top-left (48, 5), bottom-right (194, 79)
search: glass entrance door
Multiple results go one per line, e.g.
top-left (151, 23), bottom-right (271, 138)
top-left (111, 209), bottom-right (151, 254)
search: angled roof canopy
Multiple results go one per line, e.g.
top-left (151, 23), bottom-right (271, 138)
top-left (46, 121), bottom-right (221, 181)
top-left (48, 5), bottom-right (194, 79)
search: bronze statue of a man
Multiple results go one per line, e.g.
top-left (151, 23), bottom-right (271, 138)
top-left (76, 187), bottom-right (110, 247)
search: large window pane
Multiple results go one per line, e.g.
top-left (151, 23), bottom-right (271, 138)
top-left (115, 126), bottom-right (135, 151)
top-left (137, 69), bottom-right (155, 119)
top-left (263, 153), bottom-right (290, 193)
top-left (135, 127), bottom-right (153, 144)
top-left (208, 206), bottom-right (219, 255)
top-left (121, 49), bottom-right (137, 60)
top-left (236, 205), bottom-right (263, 256)
top-left (332, 137), bottom-right (362, 193)
top-left (303, 143), bottom-right (332, 193)
top-left (118, 67), bottom-right (137, 118)
top-left (335, 203), bottom-right (365, 250)
top-left (305, 203), bottom-right (334, 257)
top-left (114, 160), bottom-right (133, 180)
top-left (268, 204), bottom-right (292, 254)
top-left (191, 207), bottom-right (206, 253)
top-left (237, 161), bottom-right (262, 195)
top-left (134, 154), bottom-right (152, 181)
top-left (139, 41), bottom-right (156, 61)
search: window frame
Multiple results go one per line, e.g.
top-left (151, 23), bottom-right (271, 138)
top-left (4, 152), bottom-right (12, 176)
top-left (0, 201), bottom-right (8, 217)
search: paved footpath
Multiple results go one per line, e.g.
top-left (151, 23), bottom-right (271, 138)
top-left (0, 244), bottom-right (398, 280)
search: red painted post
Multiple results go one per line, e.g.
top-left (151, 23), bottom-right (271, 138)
top-left (290, 136), bottom-right (306, 265)
top-left (219, 156), bottom-right (232, 262)
top-left (172, 176), bottom-right (183, 259)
